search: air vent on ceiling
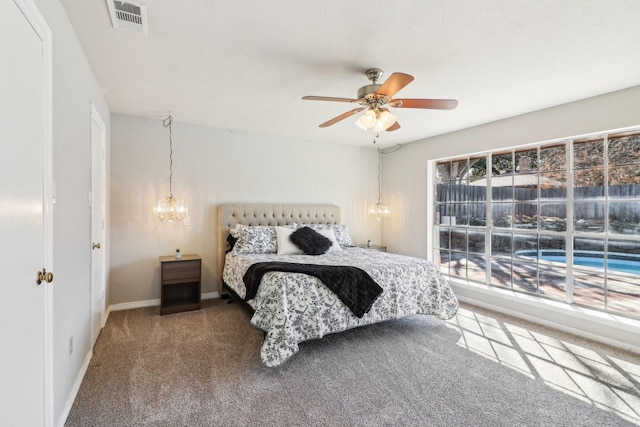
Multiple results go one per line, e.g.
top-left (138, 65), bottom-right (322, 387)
top-left (106, 0), bottom-right (148, 35)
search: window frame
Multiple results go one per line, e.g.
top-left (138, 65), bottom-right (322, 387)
top-left (431, 127), bottom-right (640, 320)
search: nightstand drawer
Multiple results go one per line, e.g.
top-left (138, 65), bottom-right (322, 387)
top-left (162, 260), bottom-right (200, 282)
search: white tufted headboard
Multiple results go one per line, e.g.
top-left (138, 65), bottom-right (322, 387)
top-left (216, 203), bottom-right (341, 292)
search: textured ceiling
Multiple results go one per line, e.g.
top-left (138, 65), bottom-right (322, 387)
top-left (59, 0), bottom-right (640, 148)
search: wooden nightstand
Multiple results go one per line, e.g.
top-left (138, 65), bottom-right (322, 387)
top-left (356, 244), bottom-right (387, 252)
top-left (159, 254), bottom-right (201, 315)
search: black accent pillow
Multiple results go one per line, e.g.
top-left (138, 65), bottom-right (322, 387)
top-left (226, 233), bottom-right (238, 253)
top-left (289, 227), bottom-right (332, 255)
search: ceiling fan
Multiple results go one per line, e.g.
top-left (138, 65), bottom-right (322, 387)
top-left (302, 68), bottom-right (458, 133)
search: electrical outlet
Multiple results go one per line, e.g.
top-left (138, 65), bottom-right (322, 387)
top-left (69, 336), bottom-right (73, 356)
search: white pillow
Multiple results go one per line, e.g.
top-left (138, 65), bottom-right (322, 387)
top-left (229, 224), bottom-right (242, 238)
top-left (276, 226), bottom-right (303, 255)
top-left (315, 228), bottom-right (342, 252)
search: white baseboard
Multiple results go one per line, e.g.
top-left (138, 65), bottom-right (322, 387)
top-left (108, 292), bottom-right (220, 312)
top-left (56, 349), bottom-right (92, 427)
top-left (451, 279), bottom-right (640, 355)
top-left (109, 298), bottom-right (160, 312)
top-left (104, 304), bottom-right (111, 324)
top-left (202, 291), bottom-right (219, 300)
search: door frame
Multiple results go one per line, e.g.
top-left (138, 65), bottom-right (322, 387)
top-left (13, 0), bottom-right (54, 424)
top-left (90, 104), bottom-right (107, 346)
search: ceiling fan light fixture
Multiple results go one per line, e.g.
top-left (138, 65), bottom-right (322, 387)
top-left (361, 109), bottom-right (377, 125)
top-left (354, 117), bottom-right (367, 131)
top-left (354, 108), bottom-right (376, 131)
top-left (355, 107), bottom-right (397, 133)
top-left (378, 109), bottom-right (397, 131)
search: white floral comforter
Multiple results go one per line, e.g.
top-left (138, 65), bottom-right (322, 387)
top-left (223, 247), bottom-right (459, 367)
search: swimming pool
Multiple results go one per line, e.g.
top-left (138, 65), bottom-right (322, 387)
top-left (516, 250), bottom-right (640, 275)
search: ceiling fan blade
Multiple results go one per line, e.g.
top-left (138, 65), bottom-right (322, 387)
top-left (302, 96), bottom-right (358, 103)
top-left (387, 121), bottom-right (401, 132)
top-left (390, 98), bottom-right (458, 110)
top-left (375, 73), bottom-right (414, 98)
top-left (319, 108), bottom-right (365, 127)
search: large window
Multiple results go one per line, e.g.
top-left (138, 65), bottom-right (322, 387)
top-left (434, 129), bottom-right (640, 319)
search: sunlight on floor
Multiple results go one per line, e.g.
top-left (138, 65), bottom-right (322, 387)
top-left (447, 306), bottom-right (640, 424)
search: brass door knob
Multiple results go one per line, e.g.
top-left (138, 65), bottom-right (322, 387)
top-left (36, 268), bottom-right (54, 285)
top-left (92, 242), bottom-right (101, 250)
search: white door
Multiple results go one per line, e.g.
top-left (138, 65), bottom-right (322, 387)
top-left (0, 0), bottom-right (53, 426)
top-left (91, 106), bottom-right (106, 347)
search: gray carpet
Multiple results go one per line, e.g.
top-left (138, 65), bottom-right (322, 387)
top-left (65, 299), bottom-right (640, 426)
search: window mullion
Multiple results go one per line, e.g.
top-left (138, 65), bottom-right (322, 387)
top-left (603, 134), bottom-right (609, 310)
top-left (486, 152), bottom-right (492, 286)
top-left (566, 140), bottom-right (574, 304)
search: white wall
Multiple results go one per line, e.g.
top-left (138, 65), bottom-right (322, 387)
top-left (110, 115), bottom-right (381, 305)
top-left (383, 85), bottom-right (640, 351)
top-left (32, 0), bottom-right (112, 424)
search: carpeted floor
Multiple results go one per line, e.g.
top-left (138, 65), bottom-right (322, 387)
top-left (65, 299), bottom-right (640, 426)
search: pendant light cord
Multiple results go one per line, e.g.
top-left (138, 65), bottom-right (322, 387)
top-left (163, 115), bottom-right (174, 198)
top-left (377, 144), bottom-right (403, 203)
top-left (377, 148), bottom-right (382, 203)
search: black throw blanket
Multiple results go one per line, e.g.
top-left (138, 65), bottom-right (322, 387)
top-left (243, 262), bottom-right (383, 318)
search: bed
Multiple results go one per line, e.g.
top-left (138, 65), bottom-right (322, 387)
top-left (218, 203), bottom-right (459, 367)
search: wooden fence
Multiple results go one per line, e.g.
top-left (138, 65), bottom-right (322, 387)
top-left (436, 183), bottom-right (640, 221)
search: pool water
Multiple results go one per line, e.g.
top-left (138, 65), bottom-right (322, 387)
top-left (517, 250), bottom-right (640, 275)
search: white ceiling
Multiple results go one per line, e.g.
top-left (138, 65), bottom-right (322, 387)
top-left (59, 0), bottom-right (640, 148)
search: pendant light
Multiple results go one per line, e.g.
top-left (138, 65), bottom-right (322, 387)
top-left (368, 147), bottom-right (390, 220)
top-left (155, 115), bottom-right (187, 222)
